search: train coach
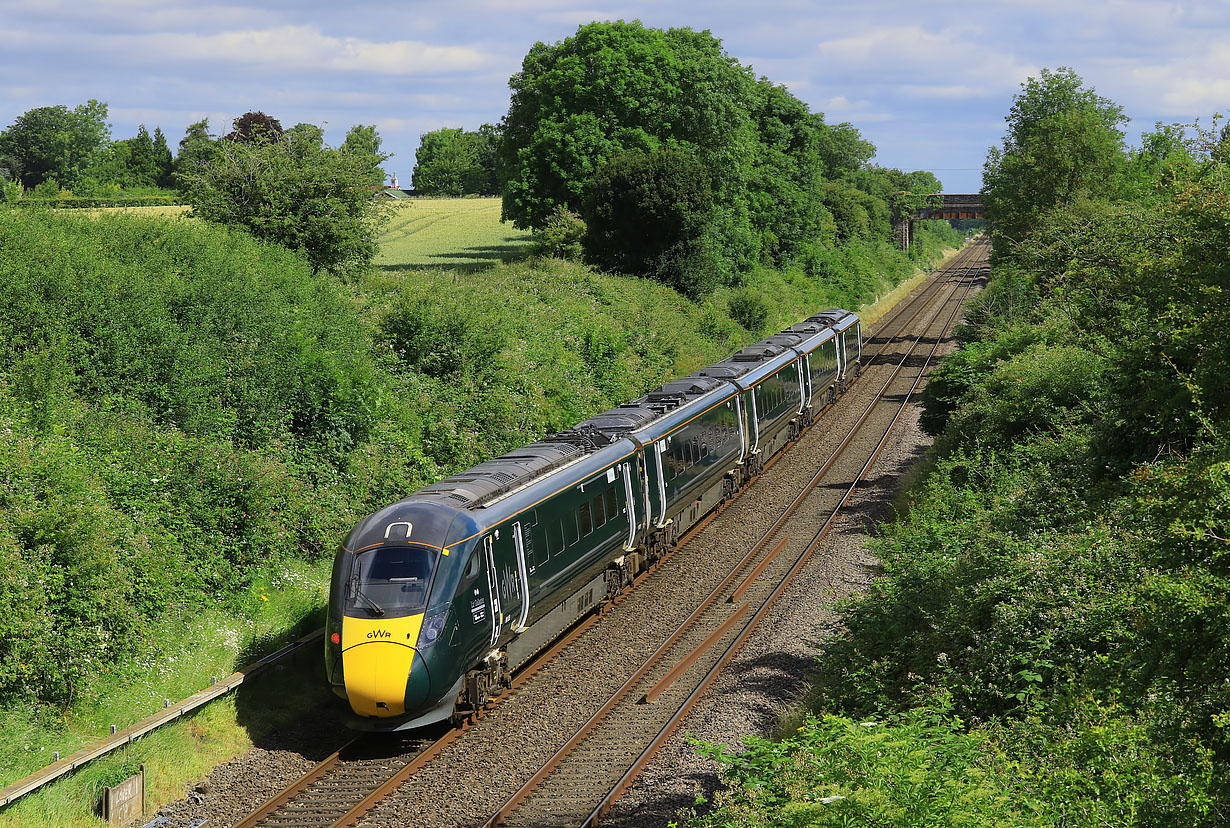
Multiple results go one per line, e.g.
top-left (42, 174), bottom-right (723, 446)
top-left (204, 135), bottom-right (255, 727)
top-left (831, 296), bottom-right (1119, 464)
top-left (325, 309), bottom-right (861, 730)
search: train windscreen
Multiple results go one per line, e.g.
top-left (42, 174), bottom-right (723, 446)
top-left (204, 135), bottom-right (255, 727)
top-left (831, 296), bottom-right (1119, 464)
top-left (347, 545), bottom-right (436, 617)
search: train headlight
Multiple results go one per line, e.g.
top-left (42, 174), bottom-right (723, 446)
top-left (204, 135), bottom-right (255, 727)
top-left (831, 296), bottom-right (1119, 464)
top-left (419, 606), bottom-right (450, 648)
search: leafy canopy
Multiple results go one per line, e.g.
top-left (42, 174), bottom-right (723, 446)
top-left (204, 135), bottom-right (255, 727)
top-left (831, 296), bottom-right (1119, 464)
top-left (0, 100), bottom-right (111, 189)
top-left (982, 67), bottom-right (1128, 256)
top-left (185, 120), bottom-right (390, 276)
top-left (412, 127), bottom-right (499, 196)
top-left (499, 20), bottom-right (910, 290)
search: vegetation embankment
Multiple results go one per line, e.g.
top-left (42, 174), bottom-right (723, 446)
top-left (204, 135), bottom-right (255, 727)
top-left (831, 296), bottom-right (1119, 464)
top-left (0, 198), bottom-right (960, 825)
top-left (681, 69), bottom-right (1228, 828)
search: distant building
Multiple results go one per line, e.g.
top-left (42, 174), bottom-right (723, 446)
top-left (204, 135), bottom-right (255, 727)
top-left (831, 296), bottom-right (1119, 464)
top-left (390, 172), bottom-right (400, 189)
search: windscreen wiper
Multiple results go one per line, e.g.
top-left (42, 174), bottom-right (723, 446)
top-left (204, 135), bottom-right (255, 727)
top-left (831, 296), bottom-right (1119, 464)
top-left (349, 568), bottom-right (386, 616)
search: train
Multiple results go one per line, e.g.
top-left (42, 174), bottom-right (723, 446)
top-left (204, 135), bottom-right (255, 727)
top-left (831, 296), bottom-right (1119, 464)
top-left (325, 309), bottom-right (862, 730)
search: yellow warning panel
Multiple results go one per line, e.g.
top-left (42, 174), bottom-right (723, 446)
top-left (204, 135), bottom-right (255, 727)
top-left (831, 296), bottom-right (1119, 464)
top-left (341, 614), bottom-right (423, 717)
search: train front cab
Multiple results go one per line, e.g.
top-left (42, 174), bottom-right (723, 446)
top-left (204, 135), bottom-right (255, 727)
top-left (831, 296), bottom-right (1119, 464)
top-left (326, 503), bottom-right (484, 731)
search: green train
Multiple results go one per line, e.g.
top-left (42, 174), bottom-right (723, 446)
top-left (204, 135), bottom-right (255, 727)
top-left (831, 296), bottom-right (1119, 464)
top-left (326, 309), bottom-right (861, 730)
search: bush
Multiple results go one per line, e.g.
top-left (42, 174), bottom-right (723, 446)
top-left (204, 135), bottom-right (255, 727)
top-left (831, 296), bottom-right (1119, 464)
top-left (0, 209), bottom-right (379, 451)
top-left (727, 288), bottom-right (769, 334)
top-left (185, 132), bottom-right (388, 276)
top-left (935, 344), bottom-right (1108, 453)
top-left (533, 204), bottom-right (586, 259)
top-left (687, 712), bottom-right (1035, 828)
top-left (379, 293), bottom-right (506, 380)
top-left (582, 148), bottom-right (718, 298)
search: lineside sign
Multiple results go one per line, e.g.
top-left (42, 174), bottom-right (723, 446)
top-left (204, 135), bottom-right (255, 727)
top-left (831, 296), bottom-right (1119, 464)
top-left (102, 764), bottom-right (145, 825)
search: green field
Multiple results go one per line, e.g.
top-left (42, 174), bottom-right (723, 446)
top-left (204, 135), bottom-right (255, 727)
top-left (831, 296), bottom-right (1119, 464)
top-left (375, 197), bottom-right (534, 271)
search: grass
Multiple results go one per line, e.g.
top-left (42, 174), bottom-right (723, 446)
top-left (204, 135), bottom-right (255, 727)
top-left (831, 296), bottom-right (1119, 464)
top-left (375, 197), bottom-right (534, 272)
top-left (0, 653), bottom-right (334, 828)
top-left (0, 558), bottom-right (332, 826)
top-left (85, 204), bottom-right (190, 219)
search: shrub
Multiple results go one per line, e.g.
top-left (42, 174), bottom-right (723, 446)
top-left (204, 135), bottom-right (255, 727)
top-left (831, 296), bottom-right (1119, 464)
top-left (727, 288), bottom-right (769, 334)
top-left (533, 204), bottom-right (586, 259)
top-left (687, 712), bottom-right (1035, 828)
top-left (936, 344), bottom-right (1108, 452)
top-left (582, 148), bottom-right (718, 298)
top-left (0, 209), bottom-right (380, 451)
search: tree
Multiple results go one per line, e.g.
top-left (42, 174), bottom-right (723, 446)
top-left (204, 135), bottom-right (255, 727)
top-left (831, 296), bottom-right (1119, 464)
top-left (185, 134), bottom-right (388, 276)
top-left (583, 148), bottom-right (717, 297)
top-left (224, 111), bottom-right (283, 144)
top-left (499, 21), bottom-right (756, 232)
top-left (473, 124), bottom-right (501, 195)
top-left (285, 123), bottom-right (326, 157)
top-left (174, 119), bottom-right (217, 187)
top-left (341, 124), bottom-right (388, 183)
top-left (497, 21), bottom-right (866, 278)
top-left (0, 100), bottom-right (110, 189)
top-left (412, 128), bottom-right (495, 196)
top-left (152, 127), bottom-right (175, 188)
top-left (982, 67), bottom-right (1128, 255)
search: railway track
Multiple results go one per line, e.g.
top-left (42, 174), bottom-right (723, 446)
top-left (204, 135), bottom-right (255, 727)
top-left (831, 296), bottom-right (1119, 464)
top-left (482, 241), bottom-right (987, 828)
top-left (228, 240), bottom-right (989, 828)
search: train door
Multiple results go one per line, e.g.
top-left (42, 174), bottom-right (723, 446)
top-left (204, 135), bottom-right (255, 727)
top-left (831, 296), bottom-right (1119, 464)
top-left (481, 529), bottom-right (526, 645)
top-left (801, 354), bottom-right (814, 410)
top-left (747, 387), bottom-right (761, 453)
top-left (733, 394), bottom-right (749, 464)
top-left (621, 459), bottom-right (641, 551)
top-left (649, 439), bottom-right (670, 529)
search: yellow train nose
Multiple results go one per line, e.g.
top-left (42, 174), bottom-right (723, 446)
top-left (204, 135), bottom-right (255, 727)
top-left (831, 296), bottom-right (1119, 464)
top-left (341, 613), bottom-right (424, 717)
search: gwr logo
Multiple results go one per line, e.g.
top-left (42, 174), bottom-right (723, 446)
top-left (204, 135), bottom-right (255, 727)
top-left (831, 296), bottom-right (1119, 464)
top-left (366, 629), bottom-right (391, 639)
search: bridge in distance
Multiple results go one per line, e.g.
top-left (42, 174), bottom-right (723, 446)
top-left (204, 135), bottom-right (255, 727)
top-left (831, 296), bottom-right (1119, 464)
top-left (894, 193), bottom-right (984, 249)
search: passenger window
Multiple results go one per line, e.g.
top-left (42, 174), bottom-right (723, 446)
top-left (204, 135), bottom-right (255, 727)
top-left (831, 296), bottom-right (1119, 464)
top-left (565, 515), bottom-right (579, 546)
top-left (592, 494), bottom-right (605, 527)
top-left (580, 501), bottom-right (593, 536)
top-left (605, 488), bottom-right (618, 519)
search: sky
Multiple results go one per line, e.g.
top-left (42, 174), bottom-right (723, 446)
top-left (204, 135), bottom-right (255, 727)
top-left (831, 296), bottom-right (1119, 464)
top-left (3, 0), bottom-right (1229, 194)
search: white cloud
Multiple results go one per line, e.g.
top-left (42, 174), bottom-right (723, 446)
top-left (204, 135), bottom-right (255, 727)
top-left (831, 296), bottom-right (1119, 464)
top-left (821, 96), bottom-right (894, 123)
top-left (903, 84), bottom-right (985, 101)
top-left (108, 25), bottom-right (491, 76)
top-left (813, 23), bottom-right (1035, 92)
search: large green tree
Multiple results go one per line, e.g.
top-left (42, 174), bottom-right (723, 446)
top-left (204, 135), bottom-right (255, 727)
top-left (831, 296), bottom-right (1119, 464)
top-left (582, 147), bottom-right (716, 297)
top-left (982, 67), bottom-right (1128, 255)
top-left (342, 124), bottom-right (388, 184)
top-left (0, 100), bottom-right (111, 189)
top-left (185, 127), bottom-right (389, 276)
top-left (500, 22), bottom-right (755, 232)
top-left (412, 127), bottom-right (497, 196)
top-left (501, 20), bottom-right (871, 281)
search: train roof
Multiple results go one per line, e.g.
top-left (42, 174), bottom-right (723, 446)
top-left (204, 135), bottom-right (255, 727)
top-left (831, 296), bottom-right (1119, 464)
top-left (809, 308), bottom-right (859, 331)
top-left (403, 309), bottom-right (859, 514)
top-left (695, 338), bottom-right (800, 387)
top-left (412, 438), bottom-right (593, 510)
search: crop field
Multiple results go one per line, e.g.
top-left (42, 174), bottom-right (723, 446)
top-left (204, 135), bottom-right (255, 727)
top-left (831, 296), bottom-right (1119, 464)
top-left (375, 197), bottom-right (534, 271)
